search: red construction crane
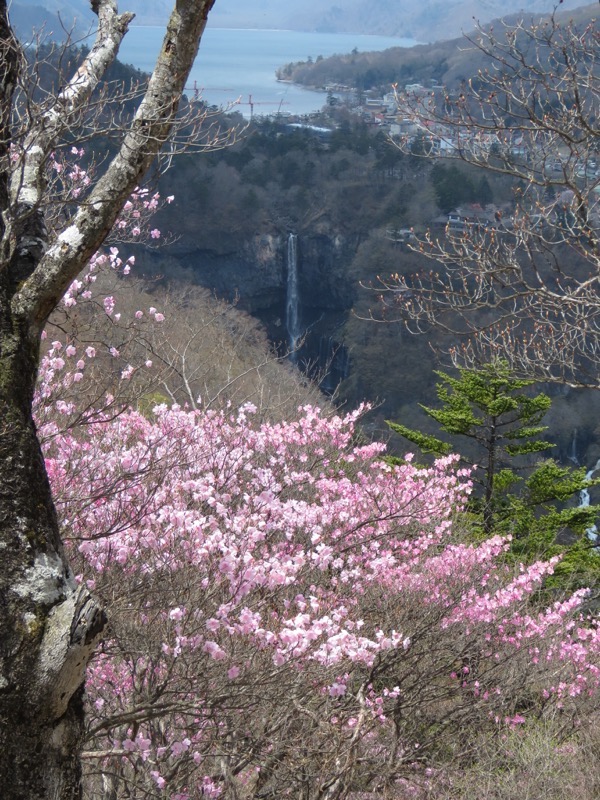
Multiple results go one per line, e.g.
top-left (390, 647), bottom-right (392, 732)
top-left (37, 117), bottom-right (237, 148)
top-left (183, 81), bottom-right (238, 100)
top-left (241, 95), bottom-right (290, 118)
top-left (183, 86), bottom-right (290, 117)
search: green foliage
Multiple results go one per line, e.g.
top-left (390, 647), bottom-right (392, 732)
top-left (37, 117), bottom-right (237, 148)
top-left (329, 121), bottom-right (371, 155)
top-left (137, 391), bottom-right (171, 418)
top-left (386, 423), bottom-right (452, 456)
top-left (476, 175), bottom-right (494, 206)
top-left (410, 132), bottom-right (433, 158)
top-left (431, 163), bottom-right (480, 212)
top-left (387, 362), bottom-right (600, 589)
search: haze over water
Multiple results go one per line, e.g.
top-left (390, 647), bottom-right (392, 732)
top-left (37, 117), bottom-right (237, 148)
top-left (119, 27), bottom-right (415, 117)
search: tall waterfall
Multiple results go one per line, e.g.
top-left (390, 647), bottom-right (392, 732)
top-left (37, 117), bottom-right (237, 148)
top-left (580, 458), bottom-right (600, 546)
top-left (568, 428), bottom-right (579, 466)
top-left (286, 233), bottom-right (301, 360)
top-left (567, 428), bottom-right (599, 545)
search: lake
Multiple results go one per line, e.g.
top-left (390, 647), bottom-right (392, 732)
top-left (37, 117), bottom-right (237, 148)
top-left (118, 27), bottom-right (415, 117)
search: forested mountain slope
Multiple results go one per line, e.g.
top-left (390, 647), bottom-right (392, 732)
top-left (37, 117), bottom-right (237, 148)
top-left (12, 0), bottom-right (591, 42)
top-left (280, 3), bottom-right (598, 90)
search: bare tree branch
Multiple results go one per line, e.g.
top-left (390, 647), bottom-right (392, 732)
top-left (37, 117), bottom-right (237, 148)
top-left (382, 9), bottom-right (600, 387)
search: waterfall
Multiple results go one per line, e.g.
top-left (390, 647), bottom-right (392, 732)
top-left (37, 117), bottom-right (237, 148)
top-left (286, 233), bottom-right (301, 360)
top-left (564, 428), bottom-right (599, 547)
top-left (568, 428), bottom-right (579, 466)
top-left (580, 458), bottom-right (600, 545)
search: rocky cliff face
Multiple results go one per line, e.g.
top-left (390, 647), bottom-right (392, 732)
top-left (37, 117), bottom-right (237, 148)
top-left (297, 234), bottom-right (355, 310)
top-left (147, 229), bottom-right (356, 315)
top-left (142, 226), bottom-right (356, 391)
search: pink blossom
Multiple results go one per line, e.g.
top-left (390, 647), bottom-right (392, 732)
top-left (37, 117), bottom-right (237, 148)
top-left (103, 296), bottom-right (115, 316)
top-left (150, 772), bottom-right (166, 789)
top-left (204, 641), bottom-right (226, 661)
top-left (34, 331), bottom-right (600, 798)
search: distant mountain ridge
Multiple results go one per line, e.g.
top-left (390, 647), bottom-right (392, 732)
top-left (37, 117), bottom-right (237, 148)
top-left (280, 1), bottom-right (597, 97)
top-left (9, 0), bottom-right (95, 39)
top-left (10, 0), bottom-right (592, 42)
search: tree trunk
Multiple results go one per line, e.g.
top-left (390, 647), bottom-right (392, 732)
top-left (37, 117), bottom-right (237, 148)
top-left (0, 286), bottom-right (105, 799)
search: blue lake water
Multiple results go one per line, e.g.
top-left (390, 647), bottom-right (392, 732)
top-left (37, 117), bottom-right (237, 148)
top-left (118, 27), bottom-right (415, 117)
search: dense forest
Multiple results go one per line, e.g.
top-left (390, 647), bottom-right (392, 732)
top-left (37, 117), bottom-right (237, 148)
top-left (276, 3), bottom-right (599, 93)
top-left (130, 107), bottom-right (600, 470)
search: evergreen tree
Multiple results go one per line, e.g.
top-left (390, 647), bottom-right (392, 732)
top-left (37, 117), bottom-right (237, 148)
top-left (476, 175), bottom-right (493, 206)
top-left (431, 162), bottom-right (475, 212)
top-left (387, 362), bottom-right (600, 587)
